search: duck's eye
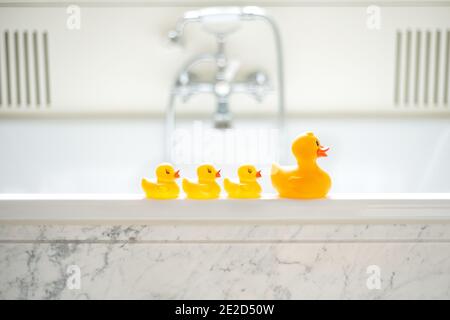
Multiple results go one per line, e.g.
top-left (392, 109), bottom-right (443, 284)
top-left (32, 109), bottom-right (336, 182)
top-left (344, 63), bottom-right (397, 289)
top-left (207, 168), bottom-right (212, 174)
top-left (165, 169), bottom-right (170, 175)
top-left (248, 169), bottom-right (253, 174)
top-left (316, 140), bottom-right (319, 147)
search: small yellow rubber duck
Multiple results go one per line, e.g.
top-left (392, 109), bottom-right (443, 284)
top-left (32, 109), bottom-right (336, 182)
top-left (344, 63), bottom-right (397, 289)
top-left (182, 164), bottom-right (221, 199)
top-left (141, 163), bottom-right (180, 199)
top-left (224, 164), bottom-right (262, 199)
top-left (271, 132), bottom-right (331, 199)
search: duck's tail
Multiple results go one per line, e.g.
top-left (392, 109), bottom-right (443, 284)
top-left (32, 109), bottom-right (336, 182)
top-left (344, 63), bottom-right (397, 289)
top-left (271, 163), bottom-right (282, 176)
top-left (270, 163), bottom-right (285, 193)
top-left (223, 178), bottom-right (239, 198)
top-left (141, 178), bottom-right (156, 197)
top-left (182, 178), bottom-right (192, 194)
top-left (224, 178), bottom-right (236, 196)
top-left (182, 178), bottom-right (188, 191)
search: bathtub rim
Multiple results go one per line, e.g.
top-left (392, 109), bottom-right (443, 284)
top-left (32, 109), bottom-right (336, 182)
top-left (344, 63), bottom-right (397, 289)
top-left (0, 193), bottom-right (450, 224)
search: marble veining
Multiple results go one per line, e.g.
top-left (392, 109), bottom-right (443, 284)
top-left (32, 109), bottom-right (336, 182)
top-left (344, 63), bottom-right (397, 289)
top-left (1, 223), bottom-right (449, 299)
top-left (1, 224), bottom-right (450, 242)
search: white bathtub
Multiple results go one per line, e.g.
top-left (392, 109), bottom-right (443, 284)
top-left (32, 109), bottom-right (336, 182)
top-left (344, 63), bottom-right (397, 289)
top-left (0, 115), bottom-right (449, 194)
top-left (0, 115), bottom-right (449, 222)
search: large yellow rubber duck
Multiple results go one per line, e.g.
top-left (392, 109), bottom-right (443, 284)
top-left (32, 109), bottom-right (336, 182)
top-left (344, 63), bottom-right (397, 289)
top-left (224, 165), bottom-right (262, 199)
top-left (271, 132), bottom-right (331, 199)
top-left (141, 163), bottom-right (180, 199)
top-left (182, 164), bottom-right (221, 199)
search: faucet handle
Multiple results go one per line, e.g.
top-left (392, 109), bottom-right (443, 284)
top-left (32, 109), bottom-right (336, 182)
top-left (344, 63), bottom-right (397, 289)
top-left (177, 72), bottom-right (192, 86)
top-left (247, 71), bottom-right (269, 86)
top-left (221, 60), bottom-right (240, 82)
top-left (252, 71), bottom-right (269, 86)
top-left (246, 71), bottom-right (271, 102)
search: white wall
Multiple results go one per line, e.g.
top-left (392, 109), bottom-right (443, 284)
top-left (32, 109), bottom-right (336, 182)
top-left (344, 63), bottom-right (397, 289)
top-left (0, 1), bottom-right (449, 115)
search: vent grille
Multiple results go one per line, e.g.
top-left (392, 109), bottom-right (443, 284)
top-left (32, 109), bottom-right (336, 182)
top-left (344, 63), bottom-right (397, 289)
top-left (0, 30), bottom-right (51, 109)
top-left (394, 29), bottom-right (450, 108)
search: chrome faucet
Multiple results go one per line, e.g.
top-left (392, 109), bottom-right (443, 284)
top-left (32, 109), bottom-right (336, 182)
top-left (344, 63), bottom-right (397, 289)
top-left (165, 7), bottom-right (285, 160)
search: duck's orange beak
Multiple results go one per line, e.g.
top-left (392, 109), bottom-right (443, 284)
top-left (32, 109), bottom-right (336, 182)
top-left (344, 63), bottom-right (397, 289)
top-left (215, 170), bottom-right (221, 178)
top-left (256, 170), bottom-right (262, 178)
top-left (174, 170), bottom-right (180, 178)
top-left (317, 147), bottom-right (329, 157)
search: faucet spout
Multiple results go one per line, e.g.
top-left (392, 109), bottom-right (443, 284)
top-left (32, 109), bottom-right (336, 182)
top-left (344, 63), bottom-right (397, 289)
top-left (214, 99), bottom-right (232, 129)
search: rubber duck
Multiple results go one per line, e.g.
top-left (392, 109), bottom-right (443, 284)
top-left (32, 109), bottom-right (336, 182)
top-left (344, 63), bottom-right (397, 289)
top-left (224, 165), bottom-right (262, 199)
top-left (182, 164), bottom-right (221, 199)
top-left (141, 163), bottom-right (180, 199)
top-left (271, 132), bottom-right (331, 199)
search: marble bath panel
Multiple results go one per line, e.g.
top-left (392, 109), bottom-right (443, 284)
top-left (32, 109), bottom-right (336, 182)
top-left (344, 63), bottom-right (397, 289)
top-left (1, 242), bottom-right (449, 299)
top-left (1, 224), bottom-right (450, 242)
